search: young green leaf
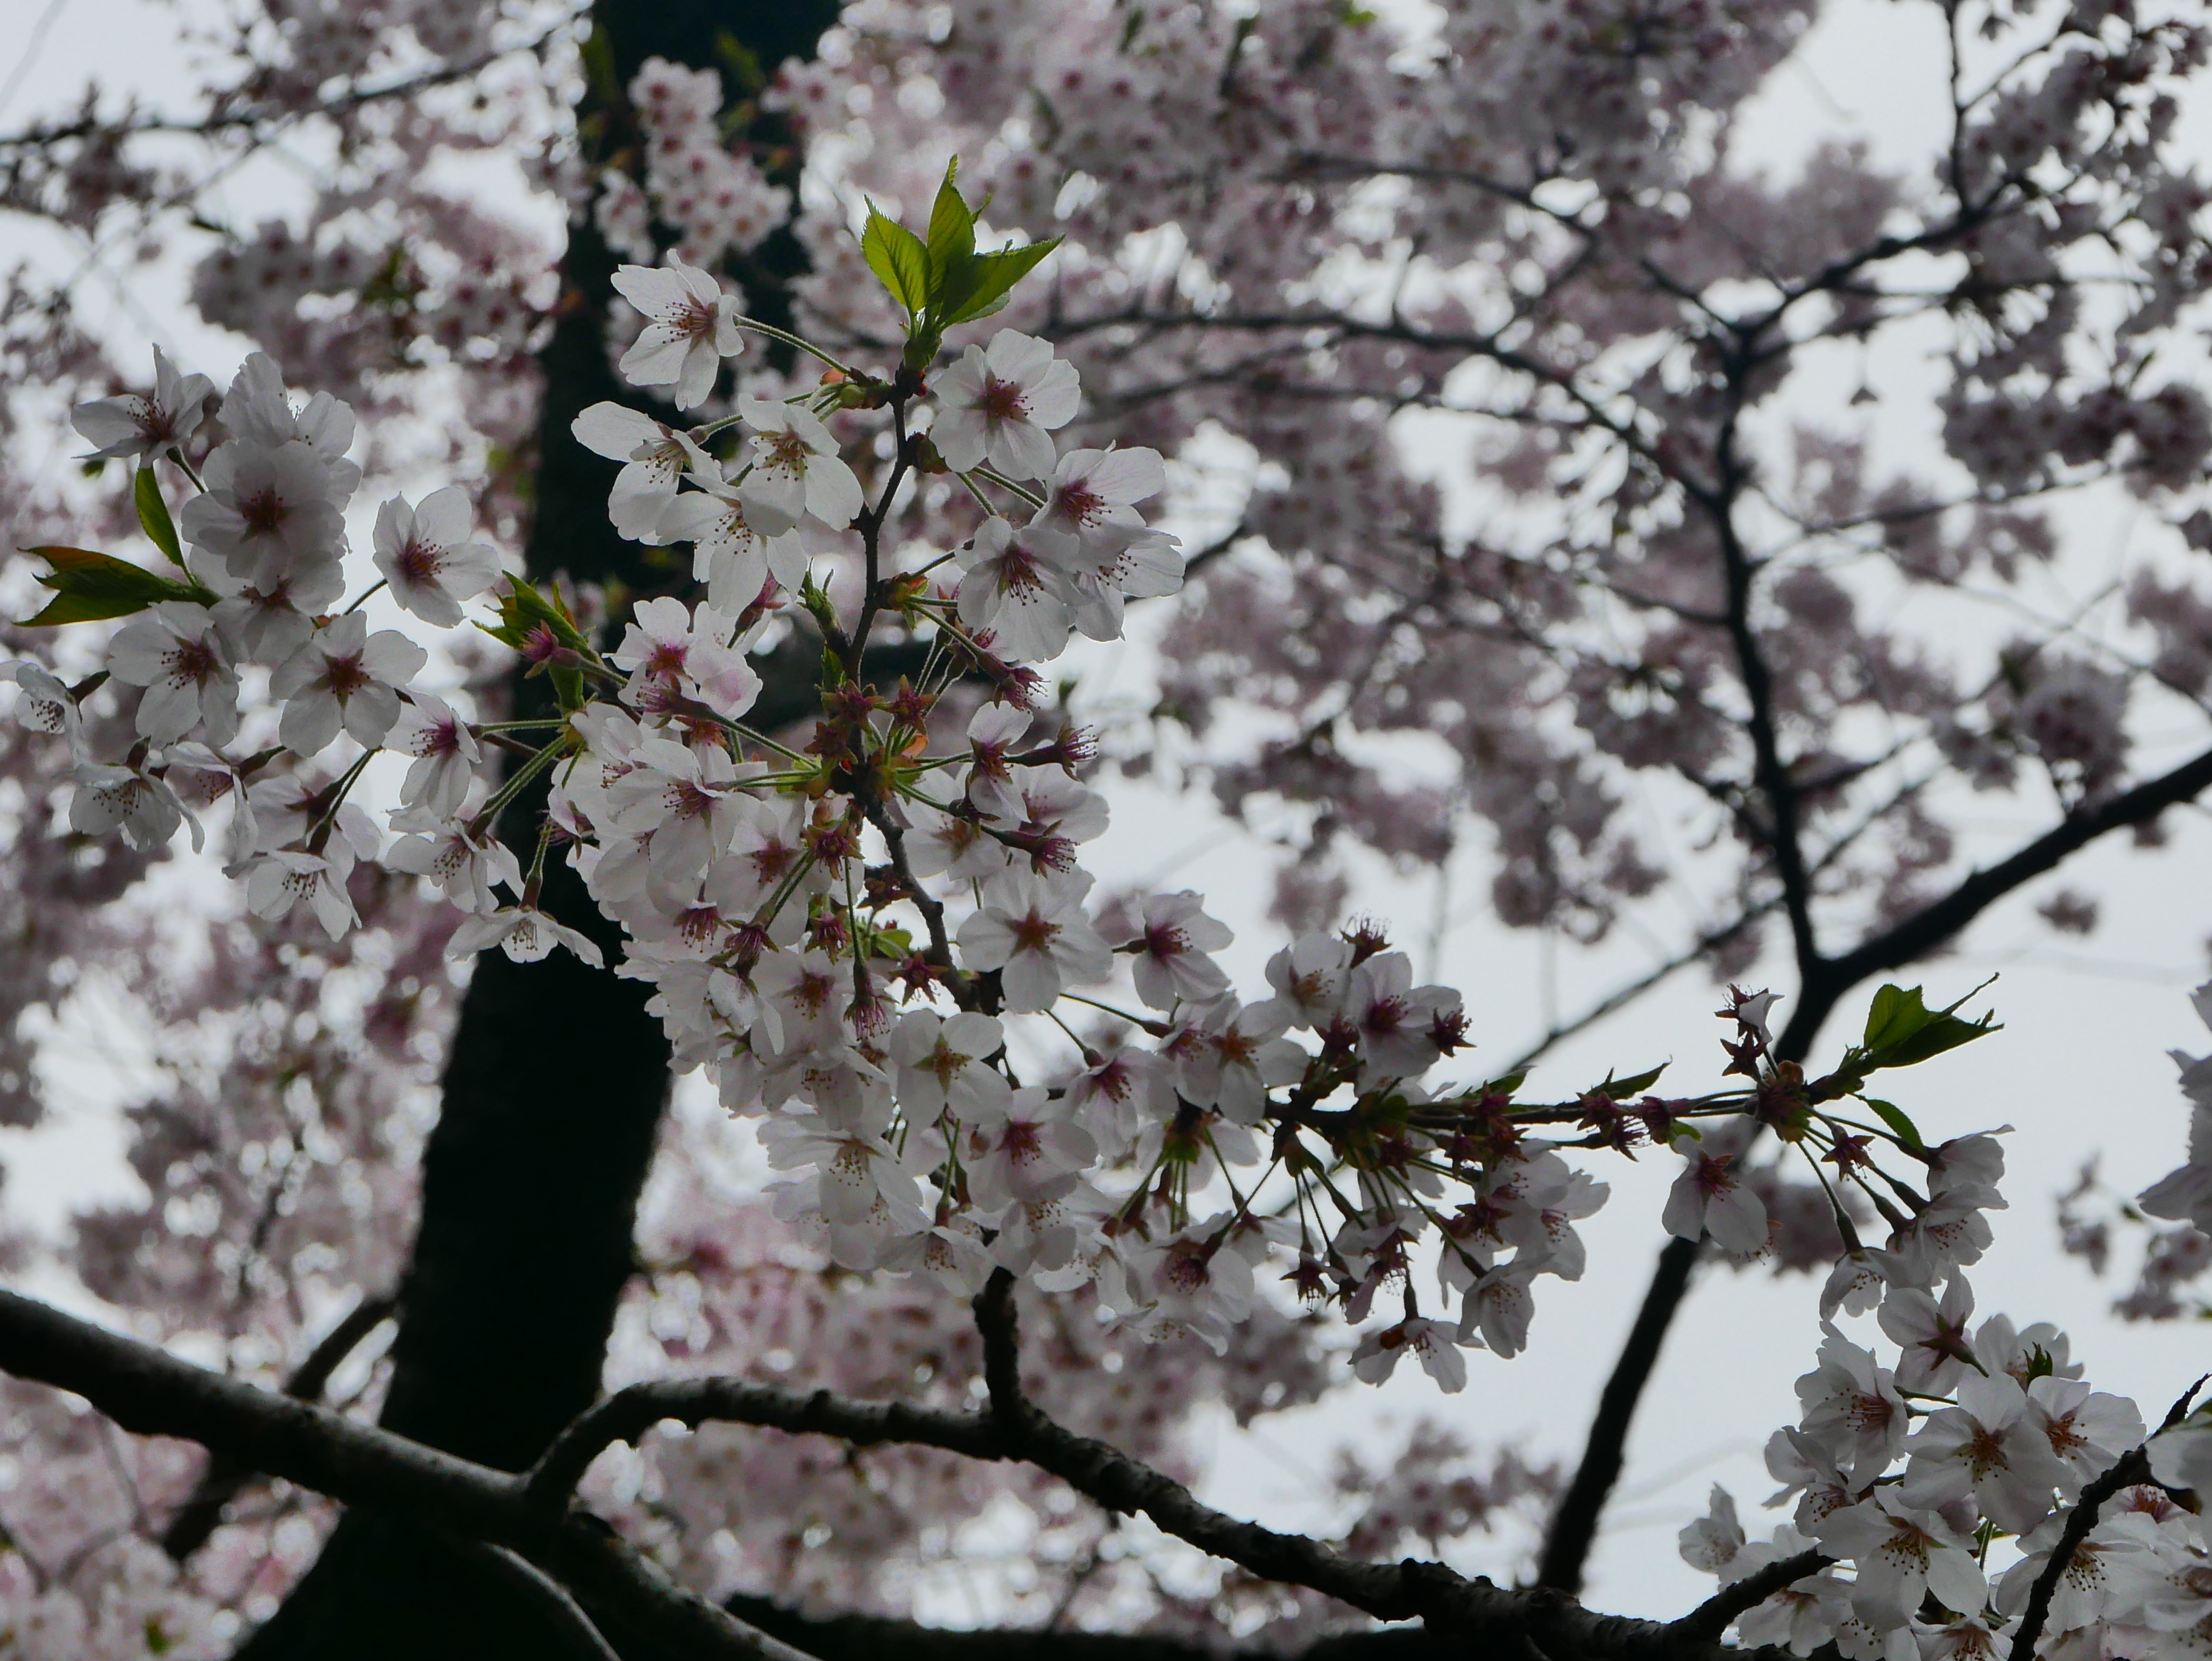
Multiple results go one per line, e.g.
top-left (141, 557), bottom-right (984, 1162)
top-left (1589, 1062), bottom-right (1668, 1100)
top-left (134, 466), bottom-right (184, 567)
top-left (939, 237), bottom-right (1062, 327)
top-left (1862, 1098), bottom-right (1928, 1153)
top-left (19, 545), bottom-right (201, 626)
top-left (861, 204), bottom-right (932, 318)
top-left (925, 158), bottom-right (976, 288)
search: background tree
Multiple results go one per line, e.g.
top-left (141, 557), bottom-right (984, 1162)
top-left (0, 0), bottom-right (2208, 1656)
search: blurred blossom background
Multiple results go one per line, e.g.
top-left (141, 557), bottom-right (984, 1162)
top-left (0, 0), bottom-right (2210, 1645)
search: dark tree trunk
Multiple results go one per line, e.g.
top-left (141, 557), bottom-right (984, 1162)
top-left (233, 3), bottom-right (839, 1655)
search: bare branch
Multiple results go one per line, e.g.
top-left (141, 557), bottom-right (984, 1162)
top-left (1671, 1551), bottom-right (1832, 1642)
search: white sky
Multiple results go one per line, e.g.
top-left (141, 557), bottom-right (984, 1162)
top-left (3, 0), bottom-right (2211, 1629)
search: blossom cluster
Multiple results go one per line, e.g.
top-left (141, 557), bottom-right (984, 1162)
top-left (6, 201), bottom-right (1730, 1387)
top-left (15, 172), bottom-right (2212, 1661)
top-left (1676, 993), bottom-right (2212, 1656)
top-left (597, 58), bottom-right (792, 274)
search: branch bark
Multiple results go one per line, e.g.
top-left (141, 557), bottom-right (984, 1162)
top-left (0, 1280), bottom-right (1817, 1661)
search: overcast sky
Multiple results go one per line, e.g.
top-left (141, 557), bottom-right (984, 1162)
top-left (3, 0), bottom-right (2211, 1626)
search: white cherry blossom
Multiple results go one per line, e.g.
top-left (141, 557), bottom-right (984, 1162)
top-left (269, 613), bottom-right (429, 755)
top-left (371, 488), bottom-right (502, 626)
top-left (930, 329), bottom-right (1080, 480)
top-left (105, 602), bottom-right (239, 746)
top-left (611, 259), bottom-right (743, 408)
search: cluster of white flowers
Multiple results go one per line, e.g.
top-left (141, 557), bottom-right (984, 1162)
top-left (19, 215), bottom-right (2212, 1659)
top-left (1682, 1085), bottom-right (2212, 1657)
top-left (597, 58), bottom-right (792, 273)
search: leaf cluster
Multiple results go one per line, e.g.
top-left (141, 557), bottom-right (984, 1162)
top-left (861, 159), bottom-right (1060, 370)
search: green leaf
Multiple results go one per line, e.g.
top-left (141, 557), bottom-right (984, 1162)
top-left (134, 466), bottom-right (183, 567)
top-left (1477, 1068), bottom-right (1527, 1098)
top-left (938, 237), bottom-right (1062, 327)
top-left (861, 203), bottom-right (931, 317)
top-left (1861, 983), bottom-right (1929, 1053)
top-left (925, 158), bottom-right (976, 289)
top-left (1852, 981), bottom-right (2000, 1071)
top-left (1863, 1098), bottom-right (1927, 1153)
top-left (18, 545), bottom-right (200, 626)
top-left (1590, 1062), bottom-right (1668, 1100)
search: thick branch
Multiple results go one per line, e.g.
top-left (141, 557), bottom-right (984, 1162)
top-left (1671, 1551), bottom-right (1831, 1642)
top-left (1534, 1234), bottom-right (1701, 1593)
top-left (722, 1594), bottom-right (1452, 1660)
top-left (160, 1291), bottom-right (397, 1560)
top-left (0, 1288), bottom-right (811, 1661)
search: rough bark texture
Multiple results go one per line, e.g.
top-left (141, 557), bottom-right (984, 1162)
top-left (233, 3), bottom-right (840, 1655)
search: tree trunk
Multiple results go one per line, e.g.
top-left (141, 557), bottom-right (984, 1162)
top-left (233, 3), bottom-right (839, 1655)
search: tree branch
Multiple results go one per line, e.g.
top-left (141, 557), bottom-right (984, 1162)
top-left (160, 1290), bottom-right (398, 1561)
top-left (0, 1288), bottom-right (813, 1661)
top-left (1534, 1233), bottom-right (1701, 1593)
top-left (2009, 1375), bottom-right (2207, 1661)
top-left (1670, 1551), bottom-right (1831, 1642)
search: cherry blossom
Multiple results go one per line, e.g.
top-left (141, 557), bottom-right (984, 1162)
top-left (734, 397), bottom-right (861, 528)
top-left (70, 346), bottom-right (215, 460)
top-left (1661, 1138), bottom-right (1770, 1256)
top-left (955, 867), bottom-right (1111, 1013)
top-left (930, 329), bottom-right (1080, 480)
top-left (268, 612), bottom-right (429, 755)
top-left (611, 259), bottom-right (743, 409)
top-left (105, 602), bottom-right (240, 747)
top-left (370, 487), bottom-right (502, 627)
top-left (1125, 890), bottom-right (1232, 1010)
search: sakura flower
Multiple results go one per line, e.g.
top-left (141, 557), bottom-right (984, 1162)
top-left (69, 758), bottom-right (188, 850)
top-left (956, 867), bottom-right (1111, 1013)
top-left (1337, 951), bottom-right (1459, 1082)
top-left (1133, 1223), bottom-right (1257, 1352)
top-left (71, 346), bottom-right (215, 459)
top-left (386, 694), bottom-right (481, 819)
top-left (192, 525), bottom-right (345, 666)
top-left (448, 904), bottom-right (605, 967)
top-left (1256, 933), bottom-right (1355, 1031)
top-left (961, 702), bottom-right (1031, 821)
top-left (930, 329), bottom-right (1081, 480)
top-left (1030, 445), bottom-right (1167, 549)
top-left (878, 1216), bottom-right (995, 1295)
top-left (1796, 1329), bottom-right (1909, 1483)
top-left (1902, 1372), bottom-right (2068, 1534)
top-left (1458, 1263), bottom-right (1539, 1357)
top-left (611, 258), bottom-right (743, 408)
top-left (1062, 1047), bottom-right (1174, 1152)
top-left (1814, 1488), bottom-right (1986, 1630)
top-left (657, 473), bottom-right (809, 612)
top-left (962, 1086), bottom-right (1097, 1209)
top-left (105, 602), bottom-right (239, 746)
top-left (1821, 1248), bottom-right (1903, 1321)
top-left (1173, 998), bottom-right (1305, 1125)
top-left (1878, 1278), bottom-right (1978, 1395)
top-left (221, 354), bottom-right (358, 482)
top-left (887, 1010), bottom-right (1011, 1120)
top-left (1350, 1317), bottom-right (1467, 1394)
top-left (2025, 1377), bottom-right (2144, 1488)
top-left (386, 810), bottom-right (520, 914)
top-left (571, 403), bottom-right (715, 540)
top-left (1678, 1485), bottom-right (1748, 1579)
top-left (1661, 1137), bottom-right (1770, 1255)
top-left (1, 661), bottom-right (81, 745)
top-left (608, 596), bottom-right (761, 719)
top-left (762, 1109), bottom-right (929, 1254)
top-left (178, 439), bottom-right (346, 588)
top-left (245, 847), bottom-right (361, 941)
top-left (605, 735), bottom-right (755, 904)
top-left (371, 488), bottom-right (502, 627)
top-left (956, 516), bottom-right (1078, 663)
top-left (735, 397), bottom-right (862, 528)
top-left (1126, 890), bottom-right (1233, 1010)
top-left (270, 613), bottom-right (429, 755)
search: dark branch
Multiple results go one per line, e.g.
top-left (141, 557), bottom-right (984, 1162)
top-left (160, 1291), bottom-right (398, 1561)
top-left (1671, 1551), bottom-right (1832, 1642)
top-left (1535, 1234), bottom-right (1701, 1592)
top-left (723, 1594), bottom-right (1454, 1660)
top-left (2010, 1375), bottom-right (2210, 1661)
top-left (0, 1288), bottom-right (814, 1661)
